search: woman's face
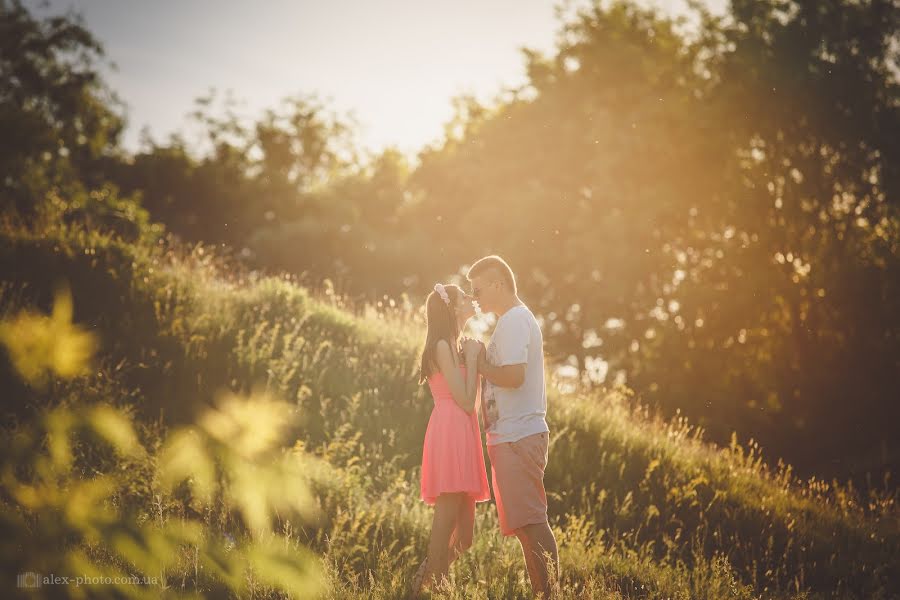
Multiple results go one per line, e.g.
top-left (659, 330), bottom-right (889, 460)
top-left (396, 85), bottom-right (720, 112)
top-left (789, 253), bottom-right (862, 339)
top-left (454, 290), bottom-right (476, 323)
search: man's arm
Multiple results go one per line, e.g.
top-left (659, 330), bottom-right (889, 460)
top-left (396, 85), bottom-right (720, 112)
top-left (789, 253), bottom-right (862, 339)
top-left (478, 346), bottom-right (526, 388)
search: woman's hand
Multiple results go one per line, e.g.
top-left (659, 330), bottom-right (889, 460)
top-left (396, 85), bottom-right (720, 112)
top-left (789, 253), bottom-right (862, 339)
top-left (462, 338), bottom-right (482, 362)
top-left (476, 342), bottom-right (487, 370)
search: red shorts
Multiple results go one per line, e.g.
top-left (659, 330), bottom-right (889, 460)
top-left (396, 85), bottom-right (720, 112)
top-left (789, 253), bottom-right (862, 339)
top-left (487, 431), bottom-right (549, 536)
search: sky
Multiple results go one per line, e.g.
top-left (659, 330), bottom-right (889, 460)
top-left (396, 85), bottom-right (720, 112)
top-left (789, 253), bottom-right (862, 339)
top-left (26, 0), bottom-right (727, 158)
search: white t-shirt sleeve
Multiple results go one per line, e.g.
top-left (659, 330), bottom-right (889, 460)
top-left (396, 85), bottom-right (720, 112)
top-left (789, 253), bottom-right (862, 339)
top-left (494, 311), bottom-right (530, 366)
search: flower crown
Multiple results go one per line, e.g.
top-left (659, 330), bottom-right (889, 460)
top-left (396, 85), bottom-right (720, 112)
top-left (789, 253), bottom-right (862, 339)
top-left (433, 283), bottom-right (450, 305)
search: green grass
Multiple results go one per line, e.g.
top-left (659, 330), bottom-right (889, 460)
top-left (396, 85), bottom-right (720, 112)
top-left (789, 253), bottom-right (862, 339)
top-left (1, 217), bottom-right (897, 599)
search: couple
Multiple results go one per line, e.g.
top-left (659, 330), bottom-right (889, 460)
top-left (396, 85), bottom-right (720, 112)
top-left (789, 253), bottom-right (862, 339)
top-left (410, 255), bottom-right (559, 598)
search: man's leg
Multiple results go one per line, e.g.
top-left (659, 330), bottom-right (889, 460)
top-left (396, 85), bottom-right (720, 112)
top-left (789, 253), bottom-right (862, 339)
top-left (514, 528), bottom-right (541, 596)
top-left (491, 432), bottom-right (556, 596)
top-left (516, 521), bottom-right (559, 598)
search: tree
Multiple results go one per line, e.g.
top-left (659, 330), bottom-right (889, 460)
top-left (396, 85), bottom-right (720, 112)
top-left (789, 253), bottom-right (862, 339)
top-left (0, 0), bottom-right (124, 209)
top-left (111, 92), bottom-right (356, 248)
top-left (653, 0), bottom-right (900, 473)
top-left (400, 0), bottom-right (899, 479)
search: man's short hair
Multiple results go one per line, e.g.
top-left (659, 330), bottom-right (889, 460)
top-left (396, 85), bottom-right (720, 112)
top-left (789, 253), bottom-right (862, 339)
top-left (466, 255), bottom-right (517, 294)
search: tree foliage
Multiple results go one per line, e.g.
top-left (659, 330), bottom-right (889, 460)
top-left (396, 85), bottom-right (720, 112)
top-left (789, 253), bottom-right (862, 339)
top-left (0, 0), bottom-right (124, 208)
top-left (3, 0), bottom-right (898, 479)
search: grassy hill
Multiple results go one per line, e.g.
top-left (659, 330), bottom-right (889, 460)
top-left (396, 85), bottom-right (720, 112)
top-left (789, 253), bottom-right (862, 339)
top-left (1, 216), bottom-right (897, 599)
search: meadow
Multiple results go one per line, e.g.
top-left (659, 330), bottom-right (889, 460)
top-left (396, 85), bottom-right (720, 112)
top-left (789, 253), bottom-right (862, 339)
top-left (0, 209), bottom-right (897, 600)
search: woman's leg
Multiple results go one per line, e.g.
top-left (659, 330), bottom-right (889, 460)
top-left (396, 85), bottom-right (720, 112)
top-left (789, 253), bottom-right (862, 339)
top-left (448, 495), bottom-right (476, 566)
top-left (421, 492), bottom-right (464, 591)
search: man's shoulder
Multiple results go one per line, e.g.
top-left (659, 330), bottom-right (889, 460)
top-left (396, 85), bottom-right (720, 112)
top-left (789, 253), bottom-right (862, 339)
top-left (501, 303), bottom-right (532, 322)
top-left (494, 305), bottom-right (529, 333)
top-left (511, 304), bottom-right (540, 331)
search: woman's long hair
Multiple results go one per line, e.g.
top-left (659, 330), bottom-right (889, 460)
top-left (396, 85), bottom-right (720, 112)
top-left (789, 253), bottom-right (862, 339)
top-left (418, 284), bottom-right (463, 384)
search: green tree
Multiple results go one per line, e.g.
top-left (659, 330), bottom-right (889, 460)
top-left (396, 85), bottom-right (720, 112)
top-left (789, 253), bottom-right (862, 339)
top-left (400, 0), bottom-right (899, 479)
top-left (642, 0), bottom-right (900, 474)
top-left (248, 147), bottom-right (414, 294)
top-left (0, 0), bottom-right (124, 210)
top-left (111, 92), bottom-right (356, 248)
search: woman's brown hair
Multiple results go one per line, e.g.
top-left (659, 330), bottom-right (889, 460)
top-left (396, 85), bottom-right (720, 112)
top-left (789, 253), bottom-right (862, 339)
top-left (418, 284), bottom-right (464, 384)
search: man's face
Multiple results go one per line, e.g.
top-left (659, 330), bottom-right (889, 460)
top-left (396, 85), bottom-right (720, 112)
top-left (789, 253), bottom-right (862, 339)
top-left (469, 274), bottom-right (501, 314)
top-left (455, 290), bottom-right (477, 322)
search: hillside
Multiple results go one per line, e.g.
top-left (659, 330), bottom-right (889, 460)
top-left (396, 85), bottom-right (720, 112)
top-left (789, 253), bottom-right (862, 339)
top-left (1, 219), bottom-right (898, 600)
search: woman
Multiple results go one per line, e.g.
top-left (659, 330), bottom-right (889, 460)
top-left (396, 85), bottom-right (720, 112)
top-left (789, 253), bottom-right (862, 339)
top-left (410, 283), bottom-right (490, 597)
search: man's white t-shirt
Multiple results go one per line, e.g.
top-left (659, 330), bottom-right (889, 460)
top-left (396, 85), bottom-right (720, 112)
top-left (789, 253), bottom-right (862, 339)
top-left (481, 303), bottom-right (550, 446)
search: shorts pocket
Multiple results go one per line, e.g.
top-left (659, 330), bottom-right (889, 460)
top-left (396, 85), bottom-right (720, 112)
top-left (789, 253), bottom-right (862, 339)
top-left (513, 432), bottom-right (548, 472)
top-left (536, 432), bottom-right (549, 471)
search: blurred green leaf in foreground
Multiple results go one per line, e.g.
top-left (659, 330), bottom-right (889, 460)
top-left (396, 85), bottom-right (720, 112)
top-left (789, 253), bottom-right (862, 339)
top-left (0, 284), bottom-right (97, 388)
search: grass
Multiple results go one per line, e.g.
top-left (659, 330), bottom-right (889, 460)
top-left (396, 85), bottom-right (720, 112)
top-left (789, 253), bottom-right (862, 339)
top-left (0, 215), bottom-right (897, 599)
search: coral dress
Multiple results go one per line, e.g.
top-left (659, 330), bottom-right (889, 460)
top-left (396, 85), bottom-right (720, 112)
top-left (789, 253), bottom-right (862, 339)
top-left (420, 364), bottom-right (491, 505)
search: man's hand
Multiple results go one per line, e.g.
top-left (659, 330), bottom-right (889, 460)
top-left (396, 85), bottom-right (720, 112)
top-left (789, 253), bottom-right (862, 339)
top-left (479, 357), bottom-right (526, 388)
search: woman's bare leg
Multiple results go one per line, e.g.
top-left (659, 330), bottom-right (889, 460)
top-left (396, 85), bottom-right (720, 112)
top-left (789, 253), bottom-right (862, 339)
top-left (420, 492), bottom-right (464, 591)
top-left (448, 495), bottom-right (476, 566)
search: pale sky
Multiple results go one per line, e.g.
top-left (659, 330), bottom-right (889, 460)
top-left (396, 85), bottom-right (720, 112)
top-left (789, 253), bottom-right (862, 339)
top-left (26, 0), bottom-right (726, 158)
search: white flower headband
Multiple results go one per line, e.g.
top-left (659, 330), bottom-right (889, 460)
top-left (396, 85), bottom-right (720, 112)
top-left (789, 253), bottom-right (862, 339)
top-left (433, 283), bottom-right (450, 305)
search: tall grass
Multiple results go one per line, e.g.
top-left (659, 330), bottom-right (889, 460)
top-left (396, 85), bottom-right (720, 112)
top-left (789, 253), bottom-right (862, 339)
top-left (0, 216), bottom-right (897, 599)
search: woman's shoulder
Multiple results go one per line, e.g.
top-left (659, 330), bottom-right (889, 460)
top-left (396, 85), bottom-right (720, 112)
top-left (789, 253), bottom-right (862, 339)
top-left (434, 337), bottom-right (462, 361)
top-left (433, 337), bottom-right (457, 358)
top-left (434, 337), bottom-right (454, 351)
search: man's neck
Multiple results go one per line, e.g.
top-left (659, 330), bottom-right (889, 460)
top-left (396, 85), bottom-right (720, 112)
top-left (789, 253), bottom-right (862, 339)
top-left (495, 295), bottom-right (523, 318)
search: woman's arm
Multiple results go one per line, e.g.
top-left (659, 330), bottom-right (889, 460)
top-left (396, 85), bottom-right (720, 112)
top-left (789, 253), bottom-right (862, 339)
top-left (435, 339), bottom-right (478, 414)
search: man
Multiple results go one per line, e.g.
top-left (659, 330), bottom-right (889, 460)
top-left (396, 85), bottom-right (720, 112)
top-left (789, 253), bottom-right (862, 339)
top-left (467, 255), bottom-right (559, 598)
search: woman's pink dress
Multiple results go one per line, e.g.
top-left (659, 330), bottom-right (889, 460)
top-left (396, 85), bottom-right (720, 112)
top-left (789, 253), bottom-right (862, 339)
top-left (420, 364), bottom-right (491, 505)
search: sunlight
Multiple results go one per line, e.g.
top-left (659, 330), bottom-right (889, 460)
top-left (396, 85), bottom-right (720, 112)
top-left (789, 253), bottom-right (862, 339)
top-left (3, 0), bottom-right (897, 596)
